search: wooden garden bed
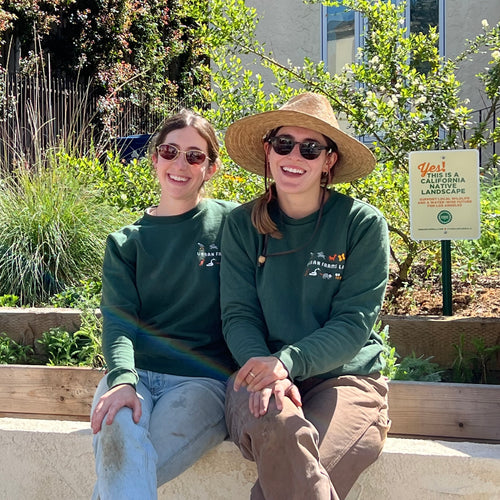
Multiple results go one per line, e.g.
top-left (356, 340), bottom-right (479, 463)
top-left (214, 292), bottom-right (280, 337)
top-left (0, 364), bottom-right (103, 421)
top-left (388, 380), bottom-right (500, 442)
top-left (0, 364), bottom-right (499, 443)
top-left (1, 308), bottom-right (499, 441)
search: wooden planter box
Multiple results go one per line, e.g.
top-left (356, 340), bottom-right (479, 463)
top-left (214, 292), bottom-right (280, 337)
top-left (0, 365), bottom-right (103, 421)
top-left (1, 308), bottom-right (498, 369)
top-left (388, 380), bottom-right (500, 442)
top-left (0, 307), bottom-right (85, 355)
top-left (1, 309), bottom-right (499, 442)
top-left (0, 364), bottom-right (498, 443)
top-left (380, 315), bottom-right (500, 369)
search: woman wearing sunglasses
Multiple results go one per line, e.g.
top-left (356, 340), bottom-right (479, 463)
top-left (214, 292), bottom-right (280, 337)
top-left (221, 93), bottom-right (390, 500)
top-left (90, 109), bottom-right (237, 499)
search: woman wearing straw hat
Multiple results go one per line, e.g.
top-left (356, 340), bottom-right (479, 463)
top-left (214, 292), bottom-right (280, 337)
top-left (221, 92), bottom-right (390, 499)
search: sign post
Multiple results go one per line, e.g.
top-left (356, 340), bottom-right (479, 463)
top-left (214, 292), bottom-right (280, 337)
top-left (409, 149), bottom-right (480, 315)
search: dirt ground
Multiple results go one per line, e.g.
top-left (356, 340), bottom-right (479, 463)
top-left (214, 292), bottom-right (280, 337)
top-left (381, 269), bottom-right (500, 317)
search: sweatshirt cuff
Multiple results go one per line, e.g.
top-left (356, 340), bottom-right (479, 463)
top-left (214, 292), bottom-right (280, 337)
top-left (275, 346), bottom-right (303, 381)
top-left (106, 368), bottom-right (139, 389)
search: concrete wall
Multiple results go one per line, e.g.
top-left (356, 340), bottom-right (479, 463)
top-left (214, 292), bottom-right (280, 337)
top-left (1, 418), bottom-right (499, 500)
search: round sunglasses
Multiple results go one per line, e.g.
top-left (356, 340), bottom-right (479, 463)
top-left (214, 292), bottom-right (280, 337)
top-left (156, 144), bottom-right (209, 165)
top-left (268, 135), bottom-right (330, 160)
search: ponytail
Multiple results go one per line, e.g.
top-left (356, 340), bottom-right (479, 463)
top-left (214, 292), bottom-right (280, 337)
top-left (251, 183), bottom-right (283, 239)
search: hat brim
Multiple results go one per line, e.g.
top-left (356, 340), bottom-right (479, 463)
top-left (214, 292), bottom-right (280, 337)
top-left (225, 109), bottom-right (376, 184)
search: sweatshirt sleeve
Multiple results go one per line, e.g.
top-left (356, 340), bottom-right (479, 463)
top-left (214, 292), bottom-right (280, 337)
top-left (275, 209), bottom-right (389, 380)
top-left (100, 233), bottom-right (140, 389)
top-left (220, 211), bottom-right (273, 366)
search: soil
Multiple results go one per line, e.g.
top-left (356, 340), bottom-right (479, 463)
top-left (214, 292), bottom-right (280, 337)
top-left (382, 266), bottom-right (500, 317)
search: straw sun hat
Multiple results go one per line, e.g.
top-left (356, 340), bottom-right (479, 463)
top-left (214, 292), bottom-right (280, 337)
top-left (224, 92), bottom-right (376, 184)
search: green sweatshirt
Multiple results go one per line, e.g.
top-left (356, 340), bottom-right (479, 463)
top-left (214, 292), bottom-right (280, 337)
top-left (220, 190), bottom-right (389, 381)
top-left (101, 199), bottom-right (238, 389)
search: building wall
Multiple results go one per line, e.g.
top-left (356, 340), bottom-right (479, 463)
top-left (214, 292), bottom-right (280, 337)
top-left (245, 0), bottom-right (500, 113)
top-left (244, 0), bottom-right (322, 92)
top-left (249, 0), bottom-right (321, 64)
top-left (446, 0), bottom-right (500, 112)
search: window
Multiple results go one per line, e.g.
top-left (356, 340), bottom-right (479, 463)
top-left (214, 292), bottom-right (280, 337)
top-left (321, 0), bottom-right (444, 71)
top-left (409, 0), bottom-right (439, 36)
top-left (322, 5), bottom-right (356, 76)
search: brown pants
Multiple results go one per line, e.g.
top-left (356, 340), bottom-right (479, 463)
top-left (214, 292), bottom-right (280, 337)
top-left (225, 373), bottom-right (390, 500)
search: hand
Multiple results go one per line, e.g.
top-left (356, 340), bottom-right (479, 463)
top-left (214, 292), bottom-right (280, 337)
top-left (234, 356), bottom-right (289, 392)
top-left (91, 384), bottom-right (142, 434)
top-left (248, 379), bottom-right (302, 418)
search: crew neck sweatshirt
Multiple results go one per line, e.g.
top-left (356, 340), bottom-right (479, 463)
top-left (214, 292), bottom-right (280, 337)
top-left (101, 198), bottom-right (238, 388)
top-left (220, 190), bottom-right (389, 381)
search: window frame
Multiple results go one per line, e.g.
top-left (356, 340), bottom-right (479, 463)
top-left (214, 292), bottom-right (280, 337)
top-left (320, 0), bottom-right (445, 64)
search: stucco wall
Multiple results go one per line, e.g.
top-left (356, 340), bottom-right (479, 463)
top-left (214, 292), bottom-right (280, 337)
top-left (243, 0), bottom-right (500, 114)
top-left (241, 0), bottom-right (322, 93)
top-left (445, 0), bottom-right (500, 112)
top-left (249, 0), bottom-right (321, 62)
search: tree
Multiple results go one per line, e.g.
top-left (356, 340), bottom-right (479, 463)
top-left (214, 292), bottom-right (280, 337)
top-left (0, 1), bottom-right (209, 134)
top-left (181, 0), bottom-right (500, 286)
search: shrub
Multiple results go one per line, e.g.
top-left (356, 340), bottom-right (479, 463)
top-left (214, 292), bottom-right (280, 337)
top-left (0, 333), bottom-right (34, 364)
top-left (49, 279), bottom-right (102, 309)
top-left (453, 179), bottom-right (500, 276)
top-left (0, 294), bottom-right (19, 307)
top-left (0, 162), bottom-right (133, 305)
top-left (376, 321), bottom-right (399, 379)
top-left (60, 151), bottom-right (160, 212)
top-left (37, 321), bottom-right (104, 368)
top-left (393, 353), bottom-right (443, 382)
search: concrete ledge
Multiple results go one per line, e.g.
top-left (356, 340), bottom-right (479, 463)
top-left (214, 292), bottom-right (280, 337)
top-left (1, 418), bottom-right (499, 499)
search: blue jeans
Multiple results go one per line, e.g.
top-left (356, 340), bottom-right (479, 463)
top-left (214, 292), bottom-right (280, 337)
top-left (91, 370), bottom-right (228, 500)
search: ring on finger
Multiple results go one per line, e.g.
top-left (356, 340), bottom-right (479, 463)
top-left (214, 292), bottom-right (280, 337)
top-left (249, 371), bottom-right (256, 378)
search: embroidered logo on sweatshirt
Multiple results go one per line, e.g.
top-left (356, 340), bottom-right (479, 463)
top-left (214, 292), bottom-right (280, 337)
top-left (197, 242), bottom-right (221, 267)
top-left (305, 251), bottom-right (345, 280)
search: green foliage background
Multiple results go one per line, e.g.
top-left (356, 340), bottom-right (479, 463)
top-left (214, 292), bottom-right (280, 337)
top-left (0, 1), bottom-right (208, 130)
top-left (182, 0), bottom-right (500, 285)
top-left (0, 1), bottom-right (498, 370)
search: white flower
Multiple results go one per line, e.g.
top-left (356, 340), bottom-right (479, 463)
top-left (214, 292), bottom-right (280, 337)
top-left (369, 56), bottom-right (380, 65)
top-left (492, 51), bottom-right (500, 60)
top-left (482, 19), bottom-right (489, 28)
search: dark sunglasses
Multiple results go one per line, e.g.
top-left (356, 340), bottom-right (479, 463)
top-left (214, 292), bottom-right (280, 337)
top-left (156, 144), bottom-right (208, 165)
top-left (268, 135), bottom-right (331, 160)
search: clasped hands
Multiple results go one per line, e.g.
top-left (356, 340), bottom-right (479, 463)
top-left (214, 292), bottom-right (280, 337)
top-left (234, 356), bottom-right (302, 418)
